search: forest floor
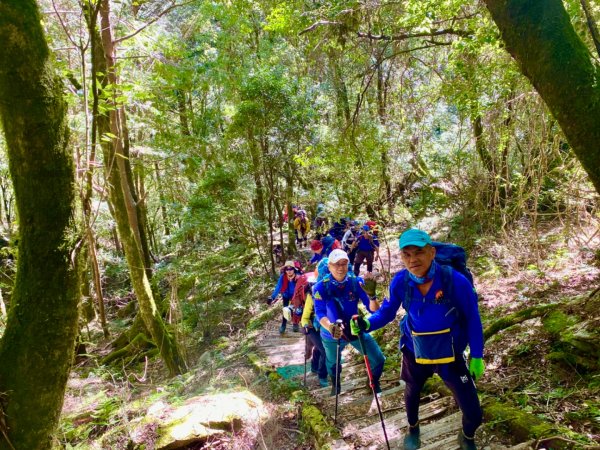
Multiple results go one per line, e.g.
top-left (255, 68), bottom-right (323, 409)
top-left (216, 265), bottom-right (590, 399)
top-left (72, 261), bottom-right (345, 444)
top-left (58, 220), bottom-right (600, 449)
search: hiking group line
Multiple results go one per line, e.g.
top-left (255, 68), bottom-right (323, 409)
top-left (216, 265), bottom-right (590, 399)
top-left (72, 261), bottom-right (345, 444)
top-left (267, 209), bottom-right (485, 450)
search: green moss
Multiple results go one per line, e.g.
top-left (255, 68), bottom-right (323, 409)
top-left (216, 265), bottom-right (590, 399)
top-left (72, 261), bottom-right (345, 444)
top-left (214, 336), bottom-right (230, 351)
top-left (300, 404), bottom-right (341, 447)
top-left (247, 305), bottom-right (280, 331)
top-left (542, 310), bottom-right (577, 335)
top-left (482, 398), bottom-right (592, 446)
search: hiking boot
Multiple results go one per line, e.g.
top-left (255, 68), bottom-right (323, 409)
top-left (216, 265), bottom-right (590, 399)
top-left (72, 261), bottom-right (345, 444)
top-left (368, 379), bottom-right (382, 394)
top-left (279, 325), bottom-right (286, 334)
top-left (457, 432), bottom-right (477, 450)
top-left (403, 425), bottom-right (420, 450)
top-left (319, 378), bottom-right (329, 387)
top-left (292, 323), bottom-right (299, 332)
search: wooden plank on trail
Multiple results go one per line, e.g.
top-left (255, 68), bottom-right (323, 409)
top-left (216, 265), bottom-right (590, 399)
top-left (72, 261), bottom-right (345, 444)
top-left (418, 411), bottom-right (462, 449)
top-left (418, 433), bottom-right (461, 450)
top-left (340, 385), bottom-right (406, 425)
top-left (347, 396), bottom-right (454, 445)
top-left (325, 439), bottom-right (353, 450)
top-left (313, 376), bottom-right (369, 398)
top-left (257, 345), bottom-right (304, 356)
top-left (263, 355), bottom-right (305, 366)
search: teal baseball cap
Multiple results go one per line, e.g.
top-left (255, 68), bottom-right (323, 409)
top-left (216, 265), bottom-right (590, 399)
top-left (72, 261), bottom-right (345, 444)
top-left (398, 228), bottom-right (432, 249)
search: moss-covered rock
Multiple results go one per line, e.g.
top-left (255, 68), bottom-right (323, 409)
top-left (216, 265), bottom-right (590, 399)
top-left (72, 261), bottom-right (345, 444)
top-left (482, 398), bottom-right (592, 448)
top-left (130, 391), bottom-right (268, 449)
top-left (300, 404), bottom-right (341, 448)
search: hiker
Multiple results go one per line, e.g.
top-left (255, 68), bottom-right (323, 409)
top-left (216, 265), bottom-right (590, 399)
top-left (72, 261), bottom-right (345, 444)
top-left (365, 219), bottom-right (380, 236)
top-left (282, 204), bottom-right (297, 226)
top-left (272, 244), bottom-right (283, 264)
top-left (269, 260), bottom-right (301, 334)
top-left (290, 271), bottom-right (309, 333)
top-left (313, 249), bottom-right (385, 396)
top-left (293, 209), bottom-right (310, 248)
top-left (350, 229), bottom-right (484, 450)
top-left (310, 235), bottom-right (341, 264)
top-left (341, 220), bottom-right (358, 265)
top-left (300, 258), bottom-right (330, 387)
top-left (328, 217), bottom-right (347, 241)
top-left (353, 225), bottom-right (379, 276)
top-left (314, 211), bottom-right (328, 235)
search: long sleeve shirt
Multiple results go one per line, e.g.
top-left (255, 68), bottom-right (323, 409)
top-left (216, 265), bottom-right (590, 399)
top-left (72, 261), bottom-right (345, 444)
top-left (271, 274), bottom-right (297, 300)
top-left (367, 267), bottom-right (484, 358)
top-left (294, 217), bottom-right (310, 233)
top-left (313, 275), bottom-right (371, 341)
top-left (356, 233), bottom-right (379, 252)
top-left (341, 229), bottom-right (357, 248)
top-left (301, 292), bottom-right (315, 328)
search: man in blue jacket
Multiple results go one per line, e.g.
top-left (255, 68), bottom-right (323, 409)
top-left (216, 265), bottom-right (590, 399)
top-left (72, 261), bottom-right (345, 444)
top-left (351, 229), bottom-right (484, 450)
top-left (313, 249), bottom-right (385, 395)
top-left (353, 225), bottom-right (379, 276)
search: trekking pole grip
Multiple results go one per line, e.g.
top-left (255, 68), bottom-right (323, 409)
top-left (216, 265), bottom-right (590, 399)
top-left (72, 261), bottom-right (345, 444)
top-left (352, 314), bottom-right (362, 335)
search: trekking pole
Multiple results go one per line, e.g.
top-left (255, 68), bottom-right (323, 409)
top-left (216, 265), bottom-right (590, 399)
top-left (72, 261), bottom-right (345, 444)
top-left (333, 319), bottom-right (343, 425)
top-left (303, 328), bottom-right (308, 387)
top-left (352, 315), bottom-right (390, 450)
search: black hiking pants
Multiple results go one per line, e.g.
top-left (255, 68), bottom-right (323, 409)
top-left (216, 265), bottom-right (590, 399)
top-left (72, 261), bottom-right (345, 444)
top-left (305, 327), bottom-right (327, 379)
top-left (344, 246), bottom-right (357, 265)
top-left (353, 250), bottom-right (374, 275)
top-left (401, 348), bottom-right (482, 439)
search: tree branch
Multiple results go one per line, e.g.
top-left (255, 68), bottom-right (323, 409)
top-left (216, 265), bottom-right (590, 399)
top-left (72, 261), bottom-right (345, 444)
top-left (299, 20), bottom-right (342, 35)
top-left (114, 0), bottom-right (195, 44)
top-left (579, 0), bottom-right (600, 59)
top-left (357, 28), bottom-right (472, 41)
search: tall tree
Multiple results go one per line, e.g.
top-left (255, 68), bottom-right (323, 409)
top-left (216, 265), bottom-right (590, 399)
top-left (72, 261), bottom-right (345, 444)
top-left (96, 0), bottom-right (186, 375)
top-left (483, 0), bottom-right (600, 194)
top-left (0, 1), bottom-right (80, 448)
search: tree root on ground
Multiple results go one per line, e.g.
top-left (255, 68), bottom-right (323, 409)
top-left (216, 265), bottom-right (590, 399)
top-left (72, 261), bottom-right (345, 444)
top-left (482, 398), bottom-right (593, 449)
top-left (101, 333), bottom-right (155, 366)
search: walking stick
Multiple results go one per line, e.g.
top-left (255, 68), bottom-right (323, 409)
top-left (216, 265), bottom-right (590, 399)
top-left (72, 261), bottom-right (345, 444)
top-left (303, 328), bottom-right (308, 387)
top-left (352, 315), bottom-right (391, 450)
top-left (333, 319), bottom-right (343, 425)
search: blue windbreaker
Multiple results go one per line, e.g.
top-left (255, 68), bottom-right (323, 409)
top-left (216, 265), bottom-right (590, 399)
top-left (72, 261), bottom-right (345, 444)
top-left (271, 273), bottom-right (297, 300)
top-left (367, 265), bottom-right (483, 358)
top-left (356, 233), bottom-right (379, 252)
top-left (313, 275), bottom-right (372, 341)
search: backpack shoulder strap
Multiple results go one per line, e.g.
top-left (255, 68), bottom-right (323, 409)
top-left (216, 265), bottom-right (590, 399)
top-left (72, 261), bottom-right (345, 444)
top-left (402, 271), bottom-right (412, 311)
top-left (439, 264), bottom-right (455, 306)
top-left (322, 274), bottom-right (332, 297)
top-left (348, 273), bottom-right (359, 296)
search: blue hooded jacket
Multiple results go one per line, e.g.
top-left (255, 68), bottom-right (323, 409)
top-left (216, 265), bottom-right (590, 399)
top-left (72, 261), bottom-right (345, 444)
top-left (313, 274), bottom-right (371, 341)
top-left (367, 264), bottom-right (483, 358)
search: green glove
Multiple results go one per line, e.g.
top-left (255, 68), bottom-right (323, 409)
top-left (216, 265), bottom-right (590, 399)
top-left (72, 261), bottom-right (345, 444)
top-left (469, 357), bottom-right (485, 380)
top-left (350, 316), bottom-right (370, 336)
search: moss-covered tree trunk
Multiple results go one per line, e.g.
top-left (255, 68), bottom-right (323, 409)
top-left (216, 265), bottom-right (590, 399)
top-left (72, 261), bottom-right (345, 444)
top-left (376, 59), bottom-right (394, 222)
top-left (98, 0), bottom-right (185, 376)
top-left (483, 0), bottom-right (600, 194)
top-left (248, 130), bottom-right (266, 222)
top-left (0, 1), bottom-right (80, 448)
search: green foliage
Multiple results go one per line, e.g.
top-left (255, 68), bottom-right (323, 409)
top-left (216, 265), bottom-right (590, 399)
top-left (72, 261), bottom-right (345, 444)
top-left (59, 390), bottom-right (124, 444)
